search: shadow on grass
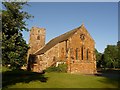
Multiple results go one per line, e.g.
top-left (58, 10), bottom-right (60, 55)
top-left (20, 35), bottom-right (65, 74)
top-left (98, 77), bottom-right (119, 88)
top-left (2, 69), bottom-right (48, 88)
top-left (94, 69), bottom-right (120, 88)
top-left (95, 69), bottom-right (120, 78)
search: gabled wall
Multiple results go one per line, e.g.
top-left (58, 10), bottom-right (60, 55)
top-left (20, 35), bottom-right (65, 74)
top-left (67, 26), bottom-right (96, 74)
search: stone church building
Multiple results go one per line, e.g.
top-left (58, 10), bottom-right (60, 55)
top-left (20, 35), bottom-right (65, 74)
top-left (27, 24), bottom-right (96, 74)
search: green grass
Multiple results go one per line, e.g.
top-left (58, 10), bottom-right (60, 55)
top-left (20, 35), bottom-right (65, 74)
top-left (2, 69), bottom-right (119, 88)
top-left (1, 66), bottom-right (11, 72)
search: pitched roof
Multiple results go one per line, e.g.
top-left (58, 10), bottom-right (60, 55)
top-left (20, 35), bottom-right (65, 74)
top-left (34, 24), bottom-right (89, 55)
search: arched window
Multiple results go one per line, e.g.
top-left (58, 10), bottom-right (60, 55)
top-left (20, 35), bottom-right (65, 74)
top-left (70, 48), bottom-right (73, 54)
top-left (53, 56), bottom-right (56, 61)
top-left (86, 49), bottom-right (89, 60)
top-left (61, 48), bottom-right (64, 59)
top-left (70, 48), bottom-right (74, 59)
top-left (81, 46), bottom-right (84, 60)
top-left (38, 30), bottom-right (40, 33)
top-left (37, 35), bottom-right (40, 40)
top-left (76, 48), bottom-right (79, 60)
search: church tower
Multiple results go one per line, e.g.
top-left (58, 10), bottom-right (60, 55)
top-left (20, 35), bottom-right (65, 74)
top-left (28, 27), bottom-right (46, 54)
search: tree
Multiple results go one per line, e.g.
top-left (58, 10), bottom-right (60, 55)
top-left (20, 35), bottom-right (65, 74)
top-left (95, 49), bottom-right (103, 68)
top-left (117, 41), bottom-right (120, 68)
top-left (104, 45), bottom-right (119, 68)
top-left (0, 11), bottom-right (2, 64)
top-left (2, 2), bottom-right (33, 69)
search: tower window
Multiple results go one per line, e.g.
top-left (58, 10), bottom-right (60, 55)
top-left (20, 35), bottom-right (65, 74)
top-left (37, 36), bottom-right (40, 40)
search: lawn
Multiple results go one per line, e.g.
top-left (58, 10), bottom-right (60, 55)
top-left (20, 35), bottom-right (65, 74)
top-left (2, 67), bottom-right (119, 88)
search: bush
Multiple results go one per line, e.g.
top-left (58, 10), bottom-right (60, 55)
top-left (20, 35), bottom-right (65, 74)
top-left (45, 63), bottom-right (67, 73)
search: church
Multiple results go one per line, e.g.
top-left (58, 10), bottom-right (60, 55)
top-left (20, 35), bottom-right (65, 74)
top-left (27, 24), bottom-right (97, 74)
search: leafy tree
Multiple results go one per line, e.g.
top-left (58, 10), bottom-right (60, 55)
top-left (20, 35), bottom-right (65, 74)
top-left (117, 41), bottom-right (120, 67)
top-left (95, 49), bottom-right (103, 68)
top-left (2, 2), bottom-right (33, 69)
top-left (104, 45), bottom-right (119, 68)
top-left (96, 44), bottom-right (119, 69)
top-left (0, 11), bottom-right (2, 64)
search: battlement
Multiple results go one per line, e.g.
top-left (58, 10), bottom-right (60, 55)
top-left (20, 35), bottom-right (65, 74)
top-left (30, 27), bottom-right (46, 35)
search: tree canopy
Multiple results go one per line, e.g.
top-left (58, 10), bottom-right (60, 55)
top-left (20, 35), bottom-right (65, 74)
top-left (95, 44), bottom-right (120, 69)
top-left (104, 45), bottom-right (119, 68)
top-left (2, 2), bottom-right (33, 69)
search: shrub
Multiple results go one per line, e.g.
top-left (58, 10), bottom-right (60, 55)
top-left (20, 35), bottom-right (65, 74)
top-left (45, 63), bottom-right (67, 73)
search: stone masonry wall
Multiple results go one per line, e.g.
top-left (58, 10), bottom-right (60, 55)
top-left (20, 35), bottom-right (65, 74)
top-left (32, 40), bottom-right (67, 72)
top-left (28, 27), bottom-right (46, 54)
top-left (30, 25), bottom-right (96, 74)
top-left (67, 25), bottom-right (96, 74)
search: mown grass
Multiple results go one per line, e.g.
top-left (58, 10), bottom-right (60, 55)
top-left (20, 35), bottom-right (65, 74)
top-left (1, 66), bottom-right (11, 72)
top-left (2, 67), bottom-right (119, 88)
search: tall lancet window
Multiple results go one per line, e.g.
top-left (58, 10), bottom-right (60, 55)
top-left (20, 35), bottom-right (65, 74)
top-left (61, 48), bottom-right (64, 59)
top-left (81, 46), bottom-right (84, 60)
top-left (76, 48), bottom-right (79, 60)
top-left (86, 49), bottom-right (89, 60)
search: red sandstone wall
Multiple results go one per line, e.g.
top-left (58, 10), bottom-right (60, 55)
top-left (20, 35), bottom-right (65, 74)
top-left (67, 26), bottom-right (96, 74)
top-left (70, 62), bottom-right (96, 74)
top-left (32, 25), bottom-right (96, 74)
top-left (28, 27), bottom-right (46, 54)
